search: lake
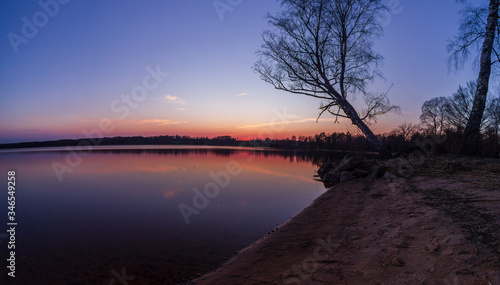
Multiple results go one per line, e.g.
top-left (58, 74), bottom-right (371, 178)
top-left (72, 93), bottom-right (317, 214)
top-left (0, 146), bottom-right (333, 284)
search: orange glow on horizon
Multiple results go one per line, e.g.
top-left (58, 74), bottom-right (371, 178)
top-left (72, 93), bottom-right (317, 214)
top-left (0, 113), bottom-right (399, 143)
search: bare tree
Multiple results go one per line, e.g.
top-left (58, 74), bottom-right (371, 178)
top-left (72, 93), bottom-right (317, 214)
top-left (254, 0), bottom-right (399, 156)
top-left (420, 97), bottom-right (449, 136)
top-left (448, 0), bottom-right (500, 154)
top-left (444, 81), bottom-right (474, 132)
top-left (391, 122), bottom-right (418, 142)
top-left (444, 81), bottom-right (489, 132)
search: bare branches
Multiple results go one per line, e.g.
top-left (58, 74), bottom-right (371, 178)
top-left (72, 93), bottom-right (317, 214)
top-left (255, 0), bottom-right (396, 124)
top-left (458, 0), bottom-right (499, 154)
top-left (419, 81), bottom-right (493, 136)
top-left (390, 122), bottom-right (418, 142)
top-left (255, 0), bottom-right (397, 154)
top-left (316, 101), bottom-right (349, 123)
top-left (420, 97), bottom-right (449, 136)
top-left (360, 86), bottom-right (401, 124)
top-left (447, 3), bottom-right (500, 72)
top-left (485, 95), bottom-right (500, 134)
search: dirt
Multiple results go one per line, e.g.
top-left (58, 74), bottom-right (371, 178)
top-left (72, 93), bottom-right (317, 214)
top-left (190, 157), bottom-right (500, 285)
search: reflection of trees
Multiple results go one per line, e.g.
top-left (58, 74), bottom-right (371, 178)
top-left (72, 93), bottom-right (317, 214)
top-left (2, 135), bottom-right (384, 158)
top-left (89, 147), bottom-right (377, 166)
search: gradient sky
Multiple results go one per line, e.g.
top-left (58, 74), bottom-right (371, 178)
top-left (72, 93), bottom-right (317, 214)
top-left (0, 0), bottom-right (485, 143)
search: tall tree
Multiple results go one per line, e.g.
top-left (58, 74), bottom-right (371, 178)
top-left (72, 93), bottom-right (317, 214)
top-left (420, 84), bottom-right (491, 137)
top-left (448, 0), bottom-right (500, 154)
top-left (254, 0), bottom-right (399, 156)
top-left (444, 81), bottom-right (489, 132)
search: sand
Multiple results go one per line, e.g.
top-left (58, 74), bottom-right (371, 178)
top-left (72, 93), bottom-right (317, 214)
top-left (190, 164), bottom-right (500, 284)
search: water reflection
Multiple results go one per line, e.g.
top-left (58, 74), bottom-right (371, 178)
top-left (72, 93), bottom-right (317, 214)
top-left (0, 146), bottom-right (334, 284)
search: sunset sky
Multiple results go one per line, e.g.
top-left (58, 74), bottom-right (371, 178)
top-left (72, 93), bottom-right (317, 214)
top-left (0, 0), bottom-right (484, 143)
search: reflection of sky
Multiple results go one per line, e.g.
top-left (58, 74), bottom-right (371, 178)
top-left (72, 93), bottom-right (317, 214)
top-left (0, 0), bottom-right (479, 143)
top-left (0, 148), bottom-right (325, 283)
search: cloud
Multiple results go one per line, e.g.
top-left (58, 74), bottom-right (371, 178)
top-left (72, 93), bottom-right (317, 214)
top-left (237, 117), bottom-right (337, 129)
top-left (139, 119), bottom-right (188, 126)
top-left (164, 191), bottom-right (176, 199)
top-left (237, 118), bottom-right (314, 129)
top-left (177, 108), bottom-right (185, 111)
top-left (237, 92), bottom-right (250, 96)
top-left (165, 95), bottom-right (186, 104)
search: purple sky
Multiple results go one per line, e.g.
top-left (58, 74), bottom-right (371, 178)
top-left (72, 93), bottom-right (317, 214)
top-left (0, 0), bottom-right (485, 143)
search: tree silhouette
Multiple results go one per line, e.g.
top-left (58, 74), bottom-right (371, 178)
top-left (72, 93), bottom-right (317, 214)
top-left (485, 95), bottom-right (500, 155)
top-left (448, 0), bottom-right (500, 154)
top-left (254, 0), bottom-right (399, 156)
top-left (444, 81), bottom-right (488, 133)
top-left (420, 97), bottom-right (449, 136)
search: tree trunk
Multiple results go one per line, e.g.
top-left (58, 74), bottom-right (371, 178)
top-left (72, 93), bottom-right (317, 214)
top-left (460, 0), bottom-right (500, 155)
top-left (496, 132), bottom-right (498, 157)
top-left (338, 98), bottom-right (389, 158)
top-left (496, 127), bottom-right (499, 157)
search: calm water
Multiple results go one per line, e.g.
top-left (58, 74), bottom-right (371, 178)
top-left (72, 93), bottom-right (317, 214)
top-left (0, 146), bottom-right (331, 284)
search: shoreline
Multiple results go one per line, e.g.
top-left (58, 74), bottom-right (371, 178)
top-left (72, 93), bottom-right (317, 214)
top-left (190, 171), bottom-right (500, 284)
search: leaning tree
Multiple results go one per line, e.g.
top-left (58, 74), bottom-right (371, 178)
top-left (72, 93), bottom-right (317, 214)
top-left (448, 0), bottom-right (500, 154)
top-left (254, 0), bottom-right (399, 156)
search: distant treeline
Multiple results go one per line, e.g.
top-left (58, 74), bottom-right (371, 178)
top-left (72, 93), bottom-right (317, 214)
top-left (0, 135), bottom-right (244, 149)
top-left (1, 124), bottom-right (498, 158)
top-left (0, 133), bottom-right (383, 152)
top-left (0, 134), bottom-right (366, 151)
top-left (0, 132), bottom-right (453, 155)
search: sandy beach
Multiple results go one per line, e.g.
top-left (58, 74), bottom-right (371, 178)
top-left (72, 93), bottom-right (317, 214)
top-left (191, 158), bottom-right (500, 285)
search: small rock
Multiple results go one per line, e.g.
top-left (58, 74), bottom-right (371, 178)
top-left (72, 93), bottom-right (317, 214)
top-left (353, 169), bottom-right (370, 178)
top-left (384, 158), bottom-right (404, 170)
top-left (370, 165), bottom-right (386, 178)
top-left (384, 158), bottom-right (412, 177)
top-left (456, 268), bottom-right (474, 275)
top-left (426, 238), bottom-right (440, 253)
top-left (383, 171), bottom-right (398, 180)
top-left (441, 247), bottom-right (454, 256)
top-left (391, 257), bottom-right (405, 267)
top-left (317, 161), bottom-right (335, 179)
top-left (340, 171), bottom-right (356, 182)
top-left (366, 171), bottom-right (378, 180)
top-left (331, 157), bottom-right (361, 174)
top-left (358, 160), bottom-right (375, 170)
top-left (391, 238), bottom-right (409, 248)
top-left (323, 172), bottom-right (340, 188)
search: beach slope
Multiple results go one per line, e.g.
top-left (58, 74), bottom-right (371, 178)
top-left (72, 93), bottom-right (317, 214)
top-left (192, 172), bottom-right (500, 285)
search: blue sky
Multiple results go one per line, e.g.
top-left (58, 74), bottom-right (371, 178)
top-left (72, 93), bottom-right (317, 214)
top-left (0, 0), bottom-right (485, 143)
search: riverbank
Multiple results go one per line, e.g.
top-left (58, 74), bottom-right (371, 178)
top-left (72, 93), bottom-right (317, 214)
top-left (190, 157), bottom-right (500, 284)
